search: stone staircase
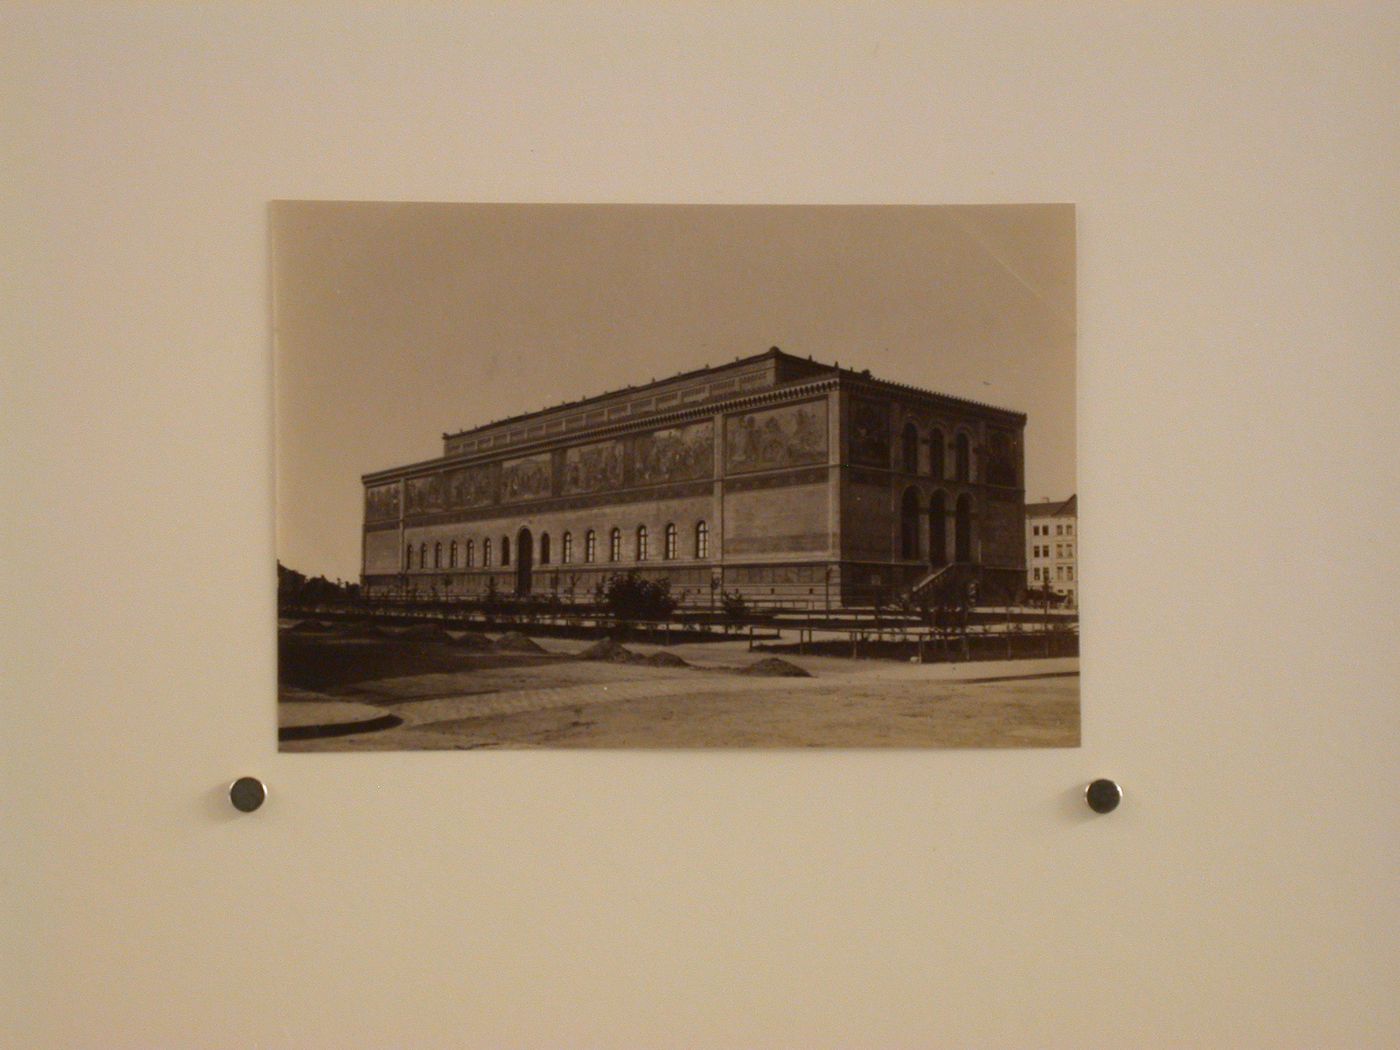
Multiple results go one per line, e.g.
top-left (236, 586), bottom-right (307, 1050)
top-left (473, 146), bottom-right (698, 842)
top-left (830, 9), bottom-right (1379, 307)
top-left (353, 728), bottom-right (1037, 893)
top-left (905, 562), bottom-right (974, 606)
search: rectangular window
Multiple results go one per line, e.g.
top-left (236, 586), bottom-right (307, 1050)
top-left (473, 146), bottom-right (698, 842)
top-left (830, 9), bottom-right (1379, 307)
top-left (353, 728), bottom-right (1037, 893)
top-left (1066, 566), bottom-right (1074, 581)
top-left (1056, 566), bottom-right (1065, 580)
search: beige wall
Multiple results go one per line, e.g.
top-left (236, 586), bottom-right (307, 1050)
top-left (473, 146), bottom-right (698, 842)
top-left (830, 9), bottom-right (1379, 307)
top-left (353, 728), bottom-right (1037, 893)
top-left (722, 482), bottom-right (830, 557)
top-left (6, 6), bottom-right (1397, 1049)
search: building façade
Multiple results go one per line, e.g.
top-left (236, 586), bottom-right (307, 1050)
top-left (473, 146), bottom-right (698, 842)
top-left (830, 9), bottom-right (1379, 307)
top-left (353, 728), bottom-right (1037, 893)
top-left (361, 348), bottom-right (1027, 609)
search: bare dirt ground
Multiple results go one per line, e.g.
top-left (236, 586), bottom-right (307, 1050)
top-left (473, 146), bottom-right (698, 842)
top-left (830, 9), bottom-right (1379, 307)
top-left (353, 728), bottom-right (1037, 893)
top-left (278, 627), bottom-right (1079, 750)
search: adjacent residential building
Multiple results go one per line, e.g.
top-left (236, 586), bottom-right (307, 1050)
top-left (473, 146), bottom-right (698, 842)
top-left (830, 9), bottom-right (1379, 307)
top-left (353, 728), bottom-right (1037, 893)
top-left (1025, 494), bottom-right (1078, 607)
top-left (361, 348), bottom-right (1028, 608)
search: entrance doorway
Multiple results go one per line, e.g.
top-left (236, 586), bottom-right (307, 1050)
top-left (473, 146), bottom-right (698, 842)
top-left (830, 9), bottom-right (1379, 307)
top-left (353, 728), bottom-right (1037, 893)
top-left (516, 527), bottom-right (533, 595)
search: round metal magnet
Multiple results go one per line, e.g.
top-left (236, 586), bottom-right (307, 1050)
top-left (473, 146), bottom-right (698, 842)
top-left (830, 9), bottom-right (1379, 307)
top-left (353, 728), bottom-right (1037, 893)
top-left (229, 776), bottom-right (267, 813)
top-left (1085, 778), bottom-right (1122, 814)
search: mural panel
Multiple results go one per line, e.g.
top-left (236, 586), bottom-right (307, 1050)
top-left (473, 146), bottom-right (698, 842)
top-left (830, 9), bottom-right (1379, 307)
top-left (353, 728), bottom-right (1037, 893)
top-left (633, 420), bottom-right (713, 485)
top-left (561, 440), bottom-right (625, 495)
top-left (365, 483), bottom-right (400, 522)
top-left (443, 464), bottom-right (495, 508)
top-left (500, 453), bottom-right (552, 502)
top-left (724, 400), bottom-right (827, 474)
top-left (849, 398), bottom-right (891, 467)
top-left (404, 474), bottom-right (445, 514)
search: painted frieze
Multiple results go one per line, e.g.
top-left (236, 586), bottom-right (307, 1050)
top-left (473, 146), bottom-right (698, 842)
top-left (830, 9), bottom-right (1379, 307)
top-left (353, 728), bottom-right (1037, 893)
top-left (443, 464), bottom-right (495, 508)
top-left (633, 420), bottom-right (713, 485)
top-left (500, 453), bottom-right (552, 502)
top-left (404, 473), bottom-right (445, 514)
top-left (724, 400), bottom-right (827, 474)
top-left (364, 482), bottom-right (401, 522)
top-left (561, 439), bottom-right (625, 495)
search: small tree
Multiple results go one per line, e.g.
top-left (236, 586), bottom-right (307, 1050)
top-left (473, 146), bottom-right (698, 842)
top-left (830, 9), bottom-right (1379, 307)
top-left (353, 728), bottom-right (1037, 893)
top-left (601, 571), bottom-right (678, 623)
top-left (482, 577), bottom-right (501, 624)
top-left (720, 589), bottom-right (748, 621)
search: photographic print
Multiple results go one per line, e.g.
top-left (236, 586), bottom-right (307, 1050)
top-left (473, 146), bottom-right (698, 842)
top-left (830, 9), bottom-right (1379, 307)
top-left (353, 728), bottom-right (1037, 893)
top-left (274, 202), bottom-right (1078, 749)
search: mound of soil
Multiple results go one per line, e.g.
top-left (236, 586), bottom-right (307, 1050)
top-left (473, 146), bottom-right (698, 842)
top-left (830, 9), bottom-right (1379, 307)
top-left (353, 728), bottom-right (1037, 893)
top-left (451, 630), bottom-right (493, 649)
top-left (399, 622), bottom-right (452, 641)
top-left (738, 657), bottom-right (812, 678)
top-left (492, 631), bottom-right (547, 653)
top-left (644, 651), bottom-right (690, 668)
top-left (286, 619), bottom-right (332, 633)
top-left (577, 638), bottom-right (638, 662)
top-left (341, 623), bottom-right (390, 639)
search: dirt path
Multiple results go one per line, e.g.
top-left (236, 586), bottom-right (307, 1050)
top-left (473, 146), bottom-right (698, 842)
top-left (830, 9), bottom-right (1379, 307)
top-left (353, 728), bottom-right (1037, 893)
top-left (281, 642), bottom-right (1079, 750)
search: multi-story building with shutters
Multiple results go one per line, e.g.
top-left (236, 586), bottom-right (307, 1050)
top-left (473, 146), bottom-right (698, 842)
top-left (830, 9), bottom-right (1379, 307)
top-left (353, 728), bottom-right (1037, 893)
top-left (361, 348), bottom-right (1027, 608)
top-left (1025, 494), bottom-right (1078, 607)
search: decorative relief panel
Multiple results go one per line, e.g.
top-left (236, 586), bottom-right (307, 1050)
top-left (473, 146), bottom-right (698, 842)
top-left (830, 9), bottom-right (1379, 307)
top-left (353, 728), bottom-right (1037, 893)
top-left (724, 400), bottom-right (827, 474)
top-left (500, 453), bottom-right (552, 502)
top-left (364, 483), bottom-right (401, 522)
top-left (633, 420), bottom-right (713, 485)
top-left (561, 440), bottom-right (625, 495)
top-left (849, 398), bottom-right (891, 467)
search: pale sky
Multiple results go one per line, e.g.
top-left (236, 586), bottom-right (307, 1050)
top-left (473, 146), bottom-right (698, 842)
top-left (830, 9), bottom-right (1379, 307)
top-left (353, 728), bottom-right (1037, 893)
top-left (273, 202), bottom-right (1076, 581)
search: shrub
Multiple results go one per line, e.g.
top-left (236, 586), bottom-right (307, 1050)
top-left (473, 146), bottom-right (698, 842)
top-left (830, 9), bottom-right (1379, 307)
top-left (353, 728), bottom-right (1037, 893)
top-left (720, 589), bottom-right (748, 621)
top-left (601, 572), bottom-right (677, 622)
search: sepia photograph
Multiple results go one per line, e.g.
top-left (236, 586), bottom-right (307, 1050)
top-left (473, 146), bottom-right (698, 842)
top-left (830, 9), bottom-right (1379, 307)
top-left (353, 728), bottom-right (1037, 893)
top-left (273, 202), bottom-right (1078, 749)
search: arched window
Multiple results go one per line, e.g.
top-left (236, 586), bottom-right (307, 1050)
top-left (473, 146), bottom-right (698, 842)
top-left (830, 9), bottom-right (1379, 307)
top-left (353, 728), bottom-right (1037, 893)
top-left (405, 544), bottom-right (414, 570)
top-left (636, 525), bottom-right (649, 561)
top-left (466, 539), bottom-right (475, 567)
top-left (929, 491), bottom-right (948, 567)
top-left (562, 531), bottom-right (573, 563)
top-left (955, 493), bottom-right (973, 562)
top-left (929, 428), bottom-right (944, 480)
top-left (695, 520), bottom-right (709, 559)
top-left (449, 540), bottom-right (457, 568)
top-left (419, 543), bottom-right (428, 569)
top-left (483, 538), bottom-right (492, 567)
top-left (901, 421), bottom-right (919, 473)
top-left (955, 431), bottom-right (972, 483)
top-left (539, 533), bottom-right (551, 565)
top-left (664, 523), bottom-right (677, 560)
top-left (585, 529), bottom-right (597, 564)
top-left (501, 536), bottom-right (511, 566)
top-left (609, 528), bottom-right (622, 562)
top-left (433, 542), bottom-right (442, 569)
top-left (900, 487), bottom-right (921, 560)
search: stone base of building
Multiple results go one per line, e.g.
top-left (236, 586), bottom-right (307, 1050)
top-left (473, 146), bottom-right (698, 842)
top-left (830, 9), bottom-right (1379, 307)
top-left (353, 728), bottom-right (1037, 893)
top-left (364, 560), bottom-right (1029, 610)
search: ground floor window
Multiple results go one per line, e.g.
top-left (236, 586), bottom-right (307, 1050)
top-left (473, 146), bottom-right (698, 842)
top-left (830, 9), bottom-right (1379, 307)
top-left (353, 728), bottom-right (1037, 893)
top-left (695, 520), bottom-right (708, 559)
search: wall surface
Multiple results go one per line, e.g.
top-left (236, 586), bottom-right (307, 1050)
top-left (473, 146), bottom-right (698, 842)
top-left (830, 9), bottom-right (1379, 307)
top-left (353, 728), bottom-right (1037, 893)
top-left (4, 4), bottom-right (1397, 1048)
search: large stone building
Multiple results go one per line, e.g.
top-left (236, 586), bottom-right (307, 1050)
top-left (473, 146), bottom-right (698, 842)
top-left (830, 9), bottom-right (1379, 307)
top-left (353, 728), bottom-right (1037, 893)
top-left (361, 348), bottom-right (1028, 608)
top-left (1026, 494), bottom-right (1078, 607)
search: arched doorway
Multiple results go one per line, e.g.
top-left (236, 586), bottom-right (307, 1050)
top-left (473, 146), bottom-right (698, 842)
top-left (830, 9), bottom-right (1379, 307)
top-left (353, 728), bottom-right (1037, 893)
top-left (516, 527), bottom-right (533, 595)
top-left (900, 487), bottom-right (921, 560)
top-left (929, 490), bottom-right (948, 567)
top-left (954, 493), bottom-right (973, 563)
